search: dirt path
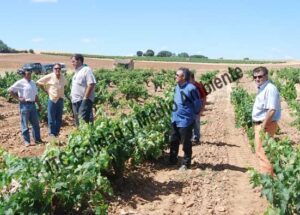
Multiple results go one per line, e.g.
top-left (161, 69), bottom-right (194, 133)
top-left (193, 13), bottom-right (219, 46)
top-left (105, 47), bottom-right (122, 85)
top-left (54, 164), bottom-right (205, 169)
top-left (108, 77), bottom-right (267, 214)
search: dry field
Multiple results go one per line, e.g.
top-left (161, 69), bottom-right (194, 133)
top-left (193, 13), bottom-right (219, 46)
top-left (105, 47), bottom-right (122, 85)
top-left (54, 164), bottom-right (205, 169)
top-left (1, 53), bottom-right (300, 74)
top-left (1, 53), bottom-right (300, 214)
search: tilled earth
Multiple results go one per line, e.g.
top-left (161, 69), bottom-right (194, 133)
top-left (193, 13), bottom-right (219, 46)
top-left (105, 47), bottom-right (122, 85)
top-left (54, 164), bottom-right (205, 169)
top-left (1, 55), bottom-right (300, 214)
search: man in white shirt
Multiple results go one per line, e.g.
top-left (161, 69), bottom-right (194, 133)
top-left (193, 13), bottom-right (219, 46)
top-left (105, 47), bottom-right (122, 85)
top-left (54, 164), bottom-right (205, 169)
top-left (8, 68), bottom-right (43, 146)
top-left (252, 66), bottom-right (281, 176)
top-left (70, 54), bottom-right (96, 126)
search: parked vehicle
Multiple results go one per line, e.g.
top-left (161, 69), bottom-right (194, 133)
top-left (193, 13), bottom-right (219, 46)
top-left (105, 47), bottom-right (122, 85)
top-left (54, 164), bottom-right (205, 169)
top-left (42, 63), bottom-right (55, 74)
top-left (21, 63), bottom-right (43, 75)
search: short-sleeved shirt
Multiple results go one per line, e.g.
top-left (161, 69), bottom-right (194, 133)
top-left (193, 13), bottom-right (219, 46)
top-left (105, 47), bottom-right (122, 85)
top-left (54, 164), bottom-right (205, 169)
top-left (71, 66), bottom-right (96, 103)
top-left (37, 73), bottom-right (66, 102)
top-left (8, 78), bottom-right (38, 102)
top-left (252, 80), bottom-right (281, 122)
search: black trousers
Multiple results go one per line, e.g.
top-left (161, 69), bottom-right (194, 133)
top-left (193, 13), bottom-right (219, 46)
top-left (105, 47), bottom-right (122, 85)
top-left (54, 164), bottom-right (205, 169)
top-left (169, 122), bottom-right (194, 166)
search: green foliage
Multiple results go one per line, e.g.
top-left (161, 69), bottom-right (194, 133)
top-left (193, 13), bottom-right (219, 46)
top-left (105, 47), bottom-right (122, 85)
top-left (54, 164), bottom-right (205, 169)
top-left (230, 87), bottom-right (255, 150)
top-left (0, 40), bottom-right (20, 53)
top-left (280, 81), bottom-right (297, 101)
top-left (119, 81), bottom-right (148, 100)
top-left (143, 49), bottom-right (155, 57)
top-left (199, 70), bottom-right (219, 84)
top-left (276, 68), bottom-right (300, 84)
top-left (156, 50), bottom-right (172, 57)
top-left (178, 52), bottom-right (189, 58)
top-left (270, 68), bottom-right (300, 131)
top-left (136, 51), bottom-right (143, 56)
top-left (250, 135), bottom-right (300, 215)
top-left (189, 54), bottom-right (208, 59)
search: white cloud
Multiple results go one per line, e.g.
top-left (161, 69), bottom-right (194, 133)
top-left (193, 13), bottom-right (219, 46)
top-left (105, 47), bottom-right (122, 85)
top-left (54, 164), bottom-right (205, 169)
top-left (31, 37), bottom-right (45, 43)
top-left (80, 38), bottom-right (97, 44)
top-left (31, 0), bottom-right (57, 3)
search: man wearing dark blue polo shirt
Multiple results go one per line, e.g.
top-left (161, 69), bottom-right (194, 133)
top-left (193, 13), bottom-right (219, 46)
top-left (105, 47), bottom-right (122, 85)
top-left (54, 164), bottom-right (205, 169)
top-left (169, 67), bottom-right (201, 170)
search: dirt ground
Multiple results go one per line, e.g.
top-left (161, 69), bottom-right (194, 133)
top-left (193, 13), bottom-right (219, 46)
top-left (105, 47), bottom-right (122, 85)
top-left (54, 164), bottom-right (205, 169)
top-left (1, 53), bottom-right (300, 74)
top-left (1, 53), bottom-right (300, 214)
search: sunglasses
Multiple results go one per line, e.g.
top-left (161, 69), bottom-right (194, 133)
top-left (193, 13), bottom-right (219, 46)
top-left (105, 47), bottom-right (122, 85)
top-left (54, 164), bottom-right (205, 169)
top-left (54, 68), bottom-right (61, 70)
top-left (253, 75), bottom-right (264, 79)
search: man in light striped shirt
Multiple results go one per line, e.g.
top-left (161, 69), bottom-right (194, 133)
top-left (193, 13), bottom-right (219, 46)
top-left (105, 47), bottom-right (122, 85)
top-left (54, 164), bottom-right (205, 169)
top-left (252, 66), bottom-right (281, 176)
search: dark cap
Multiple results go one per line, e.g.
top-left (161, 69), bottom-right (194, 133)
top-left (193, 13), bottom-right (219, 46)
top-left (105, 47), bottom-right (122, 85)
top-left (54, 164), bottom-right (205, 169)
top-left (22, 66), bottom-right (33, 72)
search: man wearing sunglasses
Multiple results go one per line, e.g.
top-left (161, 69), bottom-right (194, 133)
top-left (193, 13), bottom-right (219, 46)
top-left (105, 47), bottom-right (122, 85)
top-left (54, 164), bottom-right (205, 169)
top-left (252, 66), bottom-right (281, 176)
top-left (170, 67), bottom-right (201, 170)
top-left (37, 63), bottom-right (67, 137)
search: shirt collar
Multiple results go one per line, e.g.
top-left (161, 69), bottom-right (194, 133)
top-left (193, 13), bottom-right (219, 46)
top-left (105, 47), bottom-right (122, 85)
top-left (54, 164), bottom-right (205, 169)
top-left (75, 65), bottom-right (83, 72)
top-left (258, 80), bottom-right (270, 91)
top-left (179, 81), bottom-right (188, 88)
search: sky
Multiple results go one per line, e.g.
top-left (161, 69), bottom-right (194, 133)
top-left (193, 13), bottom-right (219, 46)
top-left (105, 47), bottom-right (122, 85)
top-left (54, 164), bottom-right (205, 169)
top-left (1, 0), bottom-right (300, 60)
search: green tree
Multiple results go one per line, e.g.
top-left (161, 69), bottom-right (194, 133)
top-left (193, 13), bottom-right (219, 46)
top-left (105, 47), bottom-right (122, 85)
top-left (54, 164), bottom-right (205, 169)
top-left (143, 49), bottom-right (155, 57)
top-left (136, 51), bottom-right (143, 56)
top-left (156, 50), bottom-right (172, 57)
top-left (178, 52), bottom-right (189, 58)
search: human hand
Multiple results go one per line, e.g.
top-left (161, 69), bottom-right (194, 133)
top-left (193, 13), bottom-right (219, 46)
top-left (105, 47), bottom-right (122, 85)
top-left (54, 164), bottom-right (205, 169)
top-left (38, 104), bottom-right (43, 112)
top-left (18, 97), bottom-right (25, 102)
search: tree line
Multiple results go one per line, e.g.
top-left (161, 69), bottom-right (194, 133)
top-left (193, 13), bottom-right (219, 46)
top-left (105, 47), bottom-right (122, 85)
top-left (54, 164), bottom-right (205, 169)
top-left (0, 40), bottom-right (34, 54)
top-left (136, 49), bottom-right (208, 59)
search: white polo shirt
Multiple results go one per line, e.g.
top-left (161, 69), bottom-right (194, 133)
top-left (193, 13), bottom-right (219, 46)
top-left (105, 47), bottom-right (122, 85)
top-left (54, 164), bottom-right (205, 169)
top-left (8, 78), bottom-right (38, 102)
top-left (71, 66), bottom-right (96, 103)
top-left (252, 80), bottom-right (281, 122)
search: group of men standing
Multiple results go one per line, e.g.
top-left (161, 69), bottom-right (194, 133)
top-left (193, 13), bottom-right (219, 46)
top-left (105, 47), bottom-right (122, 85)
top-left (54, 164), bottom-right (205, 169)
top-left (8, 54), bottom-right (96, 146)
top-left (9, 59), bottom-right (281, 176)
top-left (170, 66), bottom-right (281, 174)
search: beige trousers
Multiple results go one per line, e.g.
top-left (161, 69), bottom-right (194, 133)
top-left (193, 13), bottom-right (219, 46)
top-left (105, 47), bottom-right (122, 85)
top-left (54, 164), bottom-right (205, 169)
top-left (254, 121), bottom-right (278, 175)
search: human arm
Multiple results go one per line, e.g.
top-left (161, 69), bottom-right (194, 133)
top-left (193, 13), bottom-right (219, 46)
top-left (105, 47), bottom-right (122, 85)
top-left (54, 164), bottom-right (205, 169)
top-left (9, 91), bottom-right (25, 102)
top-left (36, 74), bottom-right (51, 94)
top-left (35, 95), bottom-right (43, 112)
top-left (83, 69), bottom-right (96, 100)
top-left (83, 83), bottom-right (95, 99)
top-left (261, 109), bottom-right (276, 130)
top-left (8, 81), bottom-right (25, 102)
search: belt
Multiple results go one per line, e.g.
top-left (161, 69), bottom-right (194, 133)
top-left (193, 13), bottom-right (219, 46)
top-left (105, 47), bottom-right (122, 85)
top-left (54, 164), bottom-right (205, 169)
top-left (21, 101), bottom-right (35, 104)
top-left (253, 121), bottom-right (263, 125)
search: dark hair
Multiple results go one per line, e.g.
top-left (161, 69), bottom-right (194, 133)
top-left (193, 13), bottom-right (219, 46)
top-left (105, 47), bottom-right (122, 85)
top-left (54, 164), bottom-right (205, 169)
top-left (53, 63), bottom-right (61, 68)
top-left (253, 66), bottom-right (268, 76)
top-left (178, 67), bottom-right (191, 81)
top-left (190, 72), bottom-right (195, 79)
top-left (72, 54), bottom-right (84, 64)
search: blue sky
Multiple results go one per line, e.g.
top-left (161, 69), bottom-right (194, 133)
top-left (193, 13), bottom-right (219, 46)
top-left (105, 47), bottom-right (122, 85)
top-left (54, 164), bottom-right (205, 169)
top-left (1, 0), bottom-right (299, 59)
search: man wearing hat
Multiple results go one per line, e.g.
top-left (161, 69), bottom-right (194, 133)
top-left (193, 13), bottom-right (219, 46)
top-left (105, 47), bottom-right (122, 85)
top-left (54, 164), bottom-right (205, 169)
top-left (8, 67), bottom-right (43, 146)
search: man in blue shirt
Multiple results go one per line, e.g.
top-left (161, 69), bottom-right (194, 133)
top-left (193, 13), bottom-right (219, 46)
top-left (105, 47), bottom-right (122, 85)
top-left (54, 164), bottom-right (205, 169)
top-left (252, 66), bottom-right (281, 176)
top-left (170, 67), bottom-right (201, 170)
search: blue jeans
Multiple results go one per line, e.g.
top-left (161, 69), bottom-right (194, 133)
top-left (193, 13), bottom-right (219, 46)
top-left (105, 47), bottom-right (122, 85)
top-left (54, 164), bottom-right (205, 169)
top-left (48, 98), bottom-right (64, 136)
top-left (20, 103), bottom-right (41, 144)
top-left (192, 117), bottom-right (200, 142)
top-left (72, 99), bottom-right (93, 127)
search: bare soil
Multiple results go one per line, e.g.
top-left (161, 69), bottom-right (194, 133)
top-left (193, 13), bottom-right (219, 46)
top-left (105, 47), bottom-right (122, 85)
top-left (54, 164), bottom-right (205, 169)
top-left (1, 53), bottom-right (300, 214)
